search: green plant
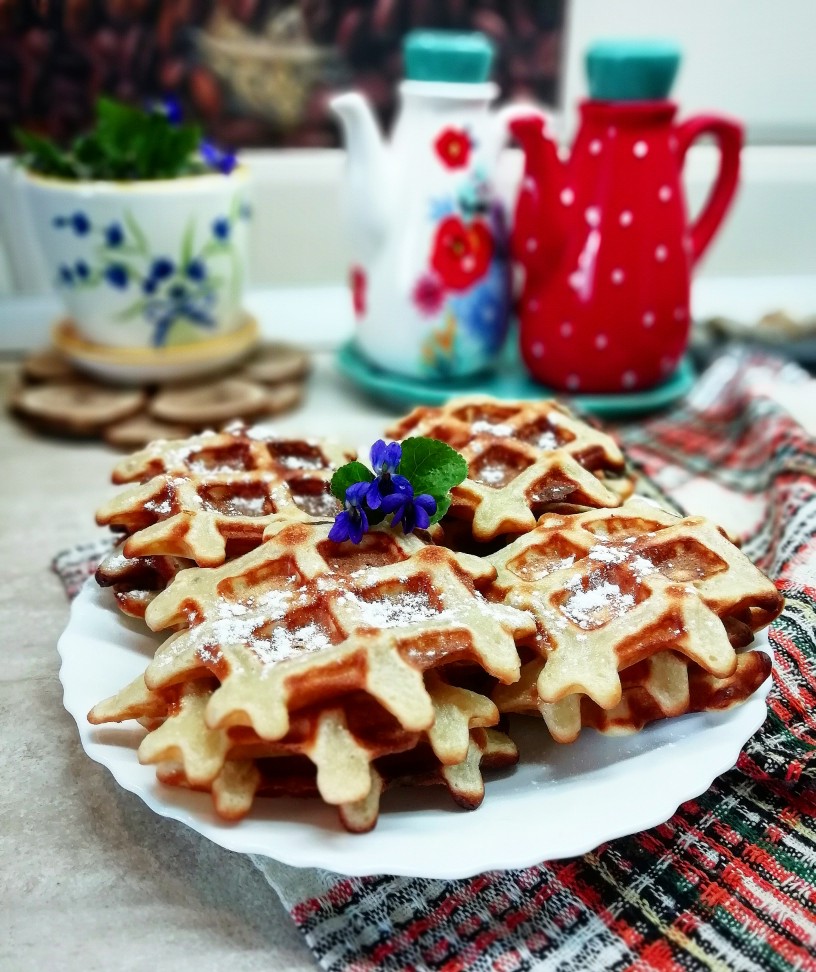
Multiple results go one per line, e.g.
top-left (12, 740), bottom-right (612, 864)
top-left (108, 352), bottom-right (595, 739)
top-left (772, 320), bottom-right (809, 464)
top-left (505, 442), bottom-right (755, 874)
top-left (15, 97), bottom-right (232, 182)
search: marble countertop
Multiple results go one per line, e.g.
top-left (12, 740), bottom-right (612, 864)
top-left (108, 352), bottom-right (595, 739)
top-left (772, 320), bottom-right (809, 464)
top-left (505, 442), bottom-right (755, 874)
top-left (0, 356), bottom-right (406, 972)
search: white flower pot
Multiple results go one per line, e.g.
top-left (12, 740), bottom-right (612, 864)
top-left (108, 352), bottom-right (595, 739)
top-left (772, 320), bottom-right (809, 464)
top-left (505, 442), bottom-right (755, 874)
top-left (22, 169), bottom-right (251, 350)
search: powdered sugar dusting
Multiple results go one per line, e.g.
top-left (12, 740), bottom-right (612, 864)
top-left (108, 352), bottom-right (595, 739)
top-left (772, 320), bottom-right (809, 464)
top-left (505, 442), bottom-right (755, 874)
top-left (472, 420), bottom-right (514, 437)
top-left (342, 589), bottom-right (439, 628)
top-left (533, 430), bottom-right (560, 451)
top-left (561, 577), bottom-right (635, 629)
top-left (477, 465), bottom-right (509, 487)
top-left (255, 622), bottom-right (333, 666)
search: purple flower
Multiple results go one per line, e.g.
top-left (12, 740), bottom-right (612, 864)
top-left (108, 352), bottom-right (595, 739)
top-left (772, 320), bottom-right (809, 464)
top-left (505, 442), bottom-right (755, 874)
top-left (200, 140), bottom-right (237, 175)
top-left (381, 489), bottom-right (437, 534)
top-left (366, 439), bottom-right (412, 510)
top-left (328, 481), bottom-right (370, 544)
top-left (152, 95), bottom-right (183, 125)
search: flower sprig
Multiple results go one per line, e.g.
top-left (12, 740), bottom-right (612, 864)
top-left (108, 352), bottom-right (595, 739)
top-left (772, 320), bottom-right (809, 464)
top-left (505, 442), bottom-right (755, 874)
top-left (328, 437), bottom-right (467, 544)
top-left (16, 96), bottom-right (236, 182)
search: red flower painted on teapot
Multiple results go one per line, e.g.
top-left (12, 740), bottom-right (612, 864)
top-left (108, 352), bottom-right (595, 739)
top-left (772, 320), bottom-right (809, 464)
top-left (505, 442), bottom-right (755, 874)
top-left (434, 128), bottom-right (472, 169)
top-left (511, 103), bottom-right (742, 392)
top-left (350, 265), bottom-right (367, 318)
top-left (430, 215), bottom-right (494, 292)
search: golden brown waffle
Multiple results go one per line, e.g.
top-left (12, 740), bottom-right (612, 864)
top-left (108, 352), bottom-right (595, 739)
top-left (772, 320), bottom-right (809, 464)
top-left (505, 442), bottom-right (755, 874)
top-left (154, 726), bottom-right (517, 832)
top-left (96, 428), bottom-right (355, 566)
top-left (95, 547), bottom-right (192, 620)
top-left (494, 649), bottom-right (772, 742)
top-left (385, 395), bottom-right (633, 542)
top-left (89, 669), bottom-right (509, 830)
top-left (486, 498), bottom-right (783, 736)
top-left (139, 515), bottom-right (533, 739)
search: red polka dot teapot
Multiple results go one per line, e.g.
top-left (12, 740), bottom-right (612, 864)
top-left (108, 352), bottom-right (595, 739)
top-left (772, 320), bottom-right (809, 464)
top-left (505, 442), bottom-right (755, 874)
top-left (512, 41), bottom-right (743, 393)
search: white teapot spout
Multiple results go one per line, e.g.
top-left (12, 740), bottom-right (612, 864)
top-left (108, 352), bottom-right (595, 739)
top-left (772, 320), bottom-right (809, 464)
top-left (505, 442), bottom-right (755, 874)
top-left (330, 92), bottom-right (390, 255)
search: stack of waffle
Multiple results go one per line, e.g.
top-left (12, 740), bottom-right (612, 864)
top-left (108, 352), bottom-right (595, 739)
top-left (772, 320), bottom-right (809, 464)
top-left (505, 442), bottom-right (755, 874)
top-left (88, 398), bottom-right (783, 831)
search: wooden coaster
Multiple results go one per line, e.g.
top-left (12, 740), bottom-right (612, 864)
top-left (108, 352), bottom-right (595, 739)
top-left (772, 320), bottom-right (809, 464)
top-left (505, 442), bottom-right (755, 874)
top-left (241, 343), bottom-right (311, 385)
top-left (22, 347), bottom-right (80, 383)
top-left (11, 381), bottom-right (147, 437)
top-left (11, 340), bottom-right (311, 447)
top-left (104, 415), bottom-right (195, 449)
top-left (150, 378), bottom-right (272, 425)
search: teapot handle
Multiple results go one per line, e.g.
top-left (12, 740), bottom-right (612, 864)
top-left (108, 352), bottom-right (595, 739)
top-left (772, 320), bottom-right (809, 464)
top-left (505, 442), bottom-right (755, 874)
top-left (675, 114), bottom-right (743, 265)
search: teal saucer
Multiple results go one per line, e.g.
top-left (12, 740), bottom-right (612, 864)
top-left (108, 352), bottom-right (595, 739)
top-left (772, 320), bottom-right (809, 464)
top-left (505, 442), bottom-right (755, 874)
top-left (336, 339), bottom-right (695, 416)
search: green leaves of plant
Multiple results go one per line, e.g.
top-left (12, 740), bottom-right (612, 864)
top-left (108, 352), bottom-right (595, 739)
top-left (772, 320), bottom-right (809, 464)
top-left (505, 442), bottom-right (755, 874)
top-left (15, 97), bottom-right (206, 182)
top-left (330, 461), bottom-right (373, 501)
top-left (396, 437), bottom-right (467, 524)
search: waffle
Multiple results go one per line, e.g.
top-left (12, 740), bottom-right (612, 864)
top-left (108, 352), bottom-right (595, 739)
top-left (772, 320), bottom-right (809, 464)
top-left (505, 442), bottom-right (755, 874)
top-left (90, 669), bottom-right (510, 830)
top-left (85, 405), bottom-right (783, 833)
top-left (89, 513), bottom-right (533, 825)
top-left (385, 396), bottom-right (633, 542)
top-left (486, 499), bottom-right (783, 739)
top-left (495, 649), bottom-right (772, 742)
top-left (155, 726), bottom-right (518, 833)
top-left (95, 547), bottom-right (192, 620)
top-left (96, 427), bottom-right (355, 567)
top-left (139, 514), bottom-right (532, 737)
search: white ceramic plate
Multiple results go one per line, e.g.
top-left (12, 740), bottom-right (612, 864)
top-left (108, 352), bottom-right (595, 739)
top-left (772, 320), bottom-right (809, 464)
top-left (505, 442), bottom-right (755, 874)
top-left (58, 580), bottom-right (771, 879)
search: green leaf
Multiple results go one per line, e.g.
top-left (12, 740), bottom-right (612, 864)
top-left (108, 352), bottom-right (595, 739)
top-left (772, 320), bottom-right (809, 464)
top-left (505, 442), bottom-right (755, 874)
top-left (180, 217), bottom-right (196, 266)
top-left (116, 297), bottom-right (149, 321)
top-left (14, 96), bottom-right (210, 182)
top-left (123, 211), bottom-right (148, 255)
top-left (330, 461), bottom-right (373, 501)
top-left (15, 129), bottom-right (77, 179)
top-left (397, 437), bottom-right (468, 499)
top-left (427, 494), bottom-right (452, 526)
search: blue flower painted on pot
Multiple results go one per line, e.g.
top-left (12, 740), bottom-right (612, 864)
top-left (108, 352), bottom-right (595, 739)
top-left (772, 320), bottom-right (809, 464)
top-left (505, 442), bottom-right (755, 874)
top-left (105, 223), bottom-right (124, 247)
top-left (50, 191), bottom-right (246, 346)
top-left (151, 257), bottom-right (175, 281)
top-left (449, 261), bottom-right (511, 355)
top-left (71, 212), bottom-right (91, 235)
top-left (104, 264), bottom-right (129, 289)
top-left (145, 289), bottom-right (216, 347)
top-left (186, 259), bottom-right (206, 281)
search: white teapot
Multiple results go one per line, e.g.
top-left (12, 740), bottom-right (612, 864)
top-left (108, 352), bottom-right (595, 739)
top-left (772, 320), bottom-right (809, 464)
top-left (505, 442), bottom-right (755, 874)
top-left (332, 31), bottom-right (522, 380)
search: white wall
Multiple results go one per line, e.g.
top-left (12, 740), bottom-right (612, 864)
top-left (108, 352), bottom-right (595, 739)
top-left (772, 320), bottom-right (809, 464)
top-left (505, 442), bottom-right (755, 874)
top-left (561, 0), bottom-right (816, 143)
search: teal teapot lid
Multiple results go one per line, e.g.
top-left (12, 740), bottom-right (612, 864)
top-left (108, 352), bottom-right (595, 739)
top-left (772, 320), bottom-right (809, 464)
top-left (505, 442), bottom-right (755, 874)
top-left (404, 30), bottom-right (495, 84)
top-left (586, 39), bottom-right (681, 101)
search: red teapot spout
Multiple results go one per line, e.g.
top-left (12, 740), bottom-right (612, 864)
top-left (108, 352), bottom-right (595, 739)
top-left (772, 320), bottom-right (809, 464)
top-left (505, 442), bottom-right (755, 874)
top-left (510, 115), bottom-right (571, 283)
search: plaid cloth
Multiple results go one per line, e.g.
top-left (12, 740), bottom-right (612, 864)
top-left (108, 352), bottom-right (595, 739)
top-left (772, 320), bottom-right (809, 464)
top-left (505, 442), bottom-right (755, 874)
top-left (53, 350), bottom-right (816, 972)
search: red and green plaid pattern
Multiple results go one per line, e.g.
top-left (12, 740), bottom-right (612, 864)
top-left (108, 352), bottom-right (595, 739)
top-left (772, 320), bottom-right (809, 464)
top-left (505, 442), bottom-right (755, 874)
top-left (55, 351), bottom-right (816, 972)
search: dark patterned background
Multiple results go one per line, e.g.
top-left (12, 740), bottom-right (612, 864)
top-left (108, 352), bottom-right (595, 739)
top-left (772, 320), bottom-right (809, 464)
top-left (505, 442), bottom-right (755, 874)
top-left (0, 0), bottom-right (565, 153)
